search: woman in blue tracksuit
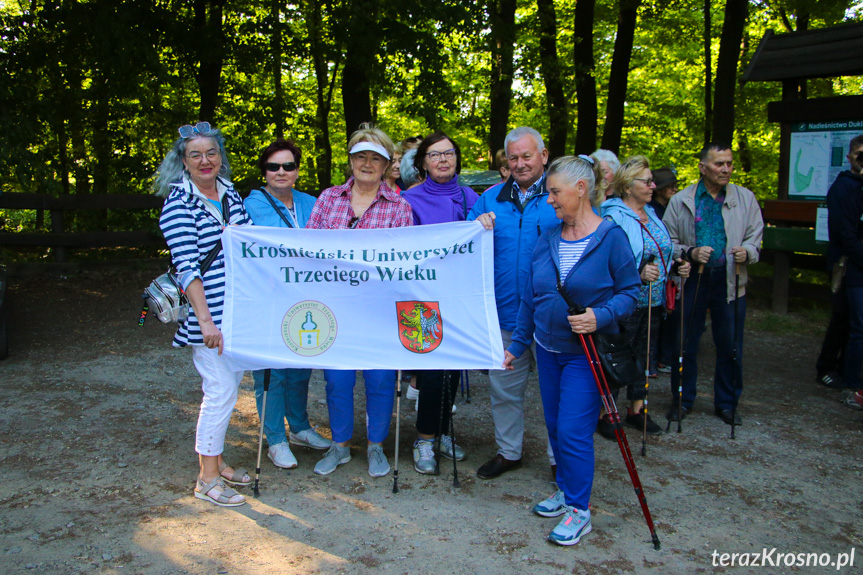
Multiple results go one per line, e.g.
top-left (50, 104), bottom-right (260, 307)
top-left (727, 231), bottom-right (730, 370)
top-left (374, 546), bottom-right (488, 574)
top-left (243, 138), bottom-right (332, 471)
top-left (504, 155), bottom-right (639, 546)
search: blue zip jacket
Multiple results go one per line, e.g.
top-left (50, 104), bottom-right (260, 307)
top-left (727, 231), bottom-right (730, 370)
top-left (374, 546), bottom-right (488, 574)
top-left (244, 188), bottom-right (317, 228)
top-left (467, 176), bottom-right (561, 330)
top-left (508, 220), bottom-right (640, 358)
top-left (601, 197), bottom-right (672, 273)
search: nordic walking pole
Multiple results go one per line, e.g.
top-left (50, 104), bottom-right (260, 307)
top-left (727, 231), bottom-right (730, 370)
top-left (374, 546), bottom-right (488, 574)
top-left (447, 373), bottom-right (460, 488)
top-left (672, 274), bottom-right (686, 433)
top-left (642, 255), bottom-right (656, 457)
top-left (669, 261), bottom-right (704, 430)
top-left (557, 289), bottom-right (661, 549)
top-left (731, 263), bottom-right (742, 440)
top-left (393, 369), bottom-right (402, 494)
top-left (434, 372), bottom-right (448, 476)
top-left (253, 369), bottom-right (271, 498)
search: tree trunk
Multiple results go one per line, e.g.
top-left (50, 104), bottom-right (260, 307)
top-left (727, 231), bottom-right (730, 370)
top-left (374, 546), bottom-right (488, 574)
top-left (711, 0), bottom-right (747, 145)
top-left (271, 0), bottom-right (284, 138)
top-left (194, 0), bottom-right (226, 122)
top-left (341, 0), bottom-right (377, 138)
top-left (573, 0), bottom-right (597, 155)
top-left (703, 0), bottom-right (712, 145)
top-left (306, 0), bottom-right (337, 189)
top-left (487, 0), bottom-right (516, 167)
top-left (536, 0), bottom-right (568, 159)
top-left (601, 0), bottom-right (640, 155)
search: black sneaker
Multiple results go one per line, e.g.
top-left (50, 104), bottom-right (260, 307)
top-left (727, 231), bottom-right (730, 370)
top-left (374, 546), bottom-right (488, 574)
top-left (595, 415), bottom-right (617, 440)
top-left (665, 405), bottom-right (689, 422)
top-left (817, 371), bottom-right (845, 390)
top-left (624, 408), bottom-right (663, 435)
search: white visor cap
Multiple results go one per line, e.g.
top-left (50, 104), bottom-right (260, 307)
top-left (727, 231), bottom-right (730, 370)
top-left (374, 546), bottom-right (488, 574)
top-left (349, 141), bottom-right (391, 161)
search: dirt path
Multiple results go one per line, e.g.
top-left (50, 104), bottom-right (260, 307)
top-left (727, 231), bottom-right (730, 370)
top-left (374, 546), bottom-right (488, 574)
top-left (0, 264), bottom-right (860, 574)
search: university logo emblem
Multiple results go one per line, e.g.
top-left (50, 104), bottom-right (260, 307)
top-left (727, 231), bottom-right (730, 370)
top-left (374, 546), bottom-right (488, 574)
top-left (396, 301), bottom-right (442, 353)
top-left (282, 300), bottom-right (337, 356)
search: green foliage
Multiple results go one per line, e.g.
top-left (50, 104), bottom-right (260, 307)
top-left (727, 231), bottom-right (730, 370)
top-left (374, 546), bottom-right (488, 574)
top-left (1, 0), bottom-right (862, 245)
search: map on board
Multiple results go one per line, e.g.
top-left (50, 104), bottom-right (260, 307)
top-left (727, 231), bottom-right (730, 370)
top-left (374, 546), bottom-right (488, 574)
top-left (789, 120), bottom-right (863, 199)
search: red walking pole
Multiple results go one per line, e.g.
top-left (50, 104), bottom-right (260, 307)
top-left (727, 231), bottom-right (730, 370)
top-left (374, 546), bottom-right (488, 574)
top-left (561, 297), bottom-right (661, 550)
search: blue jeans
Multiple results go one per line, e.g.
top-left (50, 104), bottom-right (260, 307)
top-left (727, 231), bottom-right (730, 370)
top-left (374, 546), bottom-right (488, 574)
top-left (536, 346), bottom-right (601, 510)
top-left (670, 266), bottom-right (745, 411)
top-left (253, 368), bottom-right (313, 446)
top-left (843, 286), bottom-right (863, 390)
top-left (324, 369), bottom-right (396, 444)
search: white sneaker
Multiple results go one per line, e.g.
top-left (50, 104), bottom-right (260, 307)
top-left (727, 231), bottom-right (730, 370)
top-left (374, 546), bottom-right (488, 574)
top-left (268, 442), bottom-right (298, 469)
top-left (290, 428), bottom-right (332, 450)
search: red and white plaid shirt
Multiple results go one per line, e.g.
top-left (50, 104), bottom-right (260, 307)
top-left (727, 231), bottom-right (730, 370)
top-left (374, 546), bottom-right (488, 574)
top-left (307, 177), bottom-right (413, 229)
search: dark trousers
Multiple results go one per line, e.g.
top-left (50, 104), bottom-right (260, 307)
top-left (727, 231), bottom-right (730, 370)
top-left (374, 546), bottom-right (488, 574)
top-left (844, 286), bottom-right (863, 390)
top-left (670, 266), bottom-right (745, 411)
top-left (816, 283), bottom-right (848, 378)
top-left (415, 370), bottom-right (460, 436)
top-left (617, 306), bottom-right (662, 402)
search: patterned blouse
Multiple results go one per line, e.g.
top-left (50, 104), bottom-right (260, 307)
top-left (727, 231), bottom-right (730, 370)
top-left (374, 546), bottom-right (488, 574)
top-left (694, 180), bottom-right (727, 268)
top-left (638, 217), bottom-right (672, 309)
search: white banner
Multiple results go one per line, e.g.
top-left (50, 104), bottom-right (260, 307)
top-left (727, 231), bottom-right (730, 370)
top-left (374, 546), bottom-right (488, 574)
top-left (221, 221), bottom-right (503, 371)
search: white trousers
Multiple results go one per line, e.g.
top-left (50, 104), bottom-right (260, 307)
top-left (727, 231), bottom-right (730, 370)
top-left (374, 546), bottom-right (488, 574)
top-left (192, 346), bottom-right (244, 456)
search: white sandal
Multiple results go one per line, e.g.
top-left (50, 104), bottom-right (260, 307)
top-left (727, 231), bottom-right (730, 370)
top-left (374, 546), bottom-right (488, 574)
top-left (218, 461), bottom-right (252, 486)
top-left (194, 476), bottom-right (246, 507)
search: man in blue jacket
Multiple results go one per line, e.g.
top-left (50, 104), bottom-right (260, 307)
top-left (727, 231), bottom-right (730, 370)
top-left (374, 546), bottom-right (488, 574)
top-left (468, 127), bottom-right (561, 479)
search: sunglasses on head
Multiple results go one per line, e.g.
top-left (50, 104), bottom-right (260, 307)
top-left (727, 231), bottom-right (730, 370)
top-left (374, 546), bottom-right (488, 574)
top-left (265, 162), bottom-right (298, 172)
top-left (178, 122), bottom-right (211, 138)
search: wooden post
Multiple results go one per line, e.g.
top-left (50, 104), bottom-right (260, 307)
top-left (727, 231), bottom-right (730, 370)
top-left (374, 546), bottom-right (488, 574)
top-left (50, 208), bottom-right (67, 263)
top-left (771, 252), bottom-right (790, 314)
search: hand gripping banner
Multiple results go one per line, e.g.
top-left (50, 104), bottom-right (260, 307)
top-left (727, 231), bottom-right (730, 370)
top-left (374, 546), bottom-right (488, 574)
top-left (220, 221), bottom-right (503, 371)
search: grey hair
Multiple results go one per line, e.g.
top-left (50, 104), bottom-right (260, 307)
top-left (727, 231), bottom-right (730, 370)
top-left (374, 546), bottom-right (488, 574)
top-left (400, 148), bottom-right (421, 187)
top-left (546, 156), bottom-right (595, 201)
top-left (153, 126), bottom-right (231, 197)
top-left (504, 126), bottom-right (545, 155)
top-left (591, 149), bottom-right (620, 173)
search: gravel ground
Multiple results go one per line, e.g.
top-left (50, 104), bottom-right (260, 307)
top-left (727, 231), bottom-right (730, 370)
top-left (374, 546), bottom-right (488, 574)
top-left (0, 263), bottom-right (861, 575)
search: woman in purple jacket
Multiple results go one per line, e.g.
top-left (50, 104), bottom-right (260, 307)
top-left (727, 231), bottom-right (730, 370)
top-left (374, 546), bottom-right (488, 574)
top-left (400, 132), bottom-right (478, 474)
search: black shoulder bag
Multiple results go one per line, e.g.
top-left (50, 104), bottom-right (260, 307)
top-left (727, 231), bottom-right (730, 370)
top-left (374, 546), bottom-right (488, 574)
top-left (553, 258), bottom-right (642, 390)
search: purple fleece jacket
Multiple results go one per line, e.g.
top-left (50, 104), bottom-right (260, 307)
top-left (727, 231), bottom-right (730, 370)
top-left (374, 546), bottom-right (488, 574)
top-left (401, 175), bottom-right (479, 225)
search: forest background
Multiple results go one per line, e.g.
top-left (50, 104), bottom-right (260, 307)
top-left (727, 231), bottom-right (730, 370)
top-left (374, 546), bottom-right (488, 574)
top-left (1, 0), bottom-right (862, 242)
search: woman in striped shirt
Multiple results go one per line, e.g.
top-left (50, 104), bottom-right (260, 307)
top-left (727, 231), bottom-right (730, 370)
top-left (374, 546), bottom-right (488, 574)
top-left (156, 122), bottom-right (252, 507)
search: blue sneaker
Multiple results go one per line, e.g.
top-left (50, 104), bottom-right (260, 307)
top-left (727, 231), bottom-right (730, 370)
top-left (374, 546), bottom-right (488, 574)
top-left (548, 507), bottom-right (591, 546)
top-left (533, 488), bottom-right (566, 517)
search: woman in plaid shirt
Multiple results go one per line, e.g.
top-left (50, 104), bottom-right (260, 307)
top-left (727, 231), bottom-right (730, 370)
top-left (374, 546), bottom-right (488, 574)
top-left (307, 123), bottom-right (413, 478)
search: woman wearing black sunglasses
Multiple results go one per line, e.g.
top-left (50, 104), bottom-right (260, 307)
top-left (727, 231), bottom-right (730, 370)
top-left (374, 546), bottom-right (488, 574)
top-left (243, 138), bottom-right (332, 471)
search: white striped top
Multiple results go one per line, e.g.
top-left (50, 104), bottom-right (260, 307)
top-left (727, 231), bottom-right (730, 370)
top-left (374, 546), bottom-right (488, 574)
top-left (559, 234), bottom-right (593, 280)
top-left (159, 176), bottom-right (251, 347)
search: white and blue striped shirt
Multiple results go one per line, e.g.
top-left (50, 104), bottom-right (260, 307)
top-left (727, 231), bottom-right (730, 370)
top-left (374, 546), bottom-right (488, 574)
top-left (159, 176), bottom-right (251, 347)
top-left (559, 234), bottom-right (593, 279)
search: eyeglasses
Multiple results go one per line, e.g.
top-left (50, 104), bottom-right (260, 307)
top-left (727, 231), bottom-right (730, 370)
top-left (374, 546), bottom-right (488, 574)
top-left (426, 149), bottom-right (456, 163)
top-left (351, 152), bottom-right (386, 165)
top-left (265, 162), bottom-right (298, 172)
top-left (178, 122), bottom-right (211, 138)
top-left (634, 177), bottom-right (655, 186)
top-left (186, 148), bottom-right (219, 162)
